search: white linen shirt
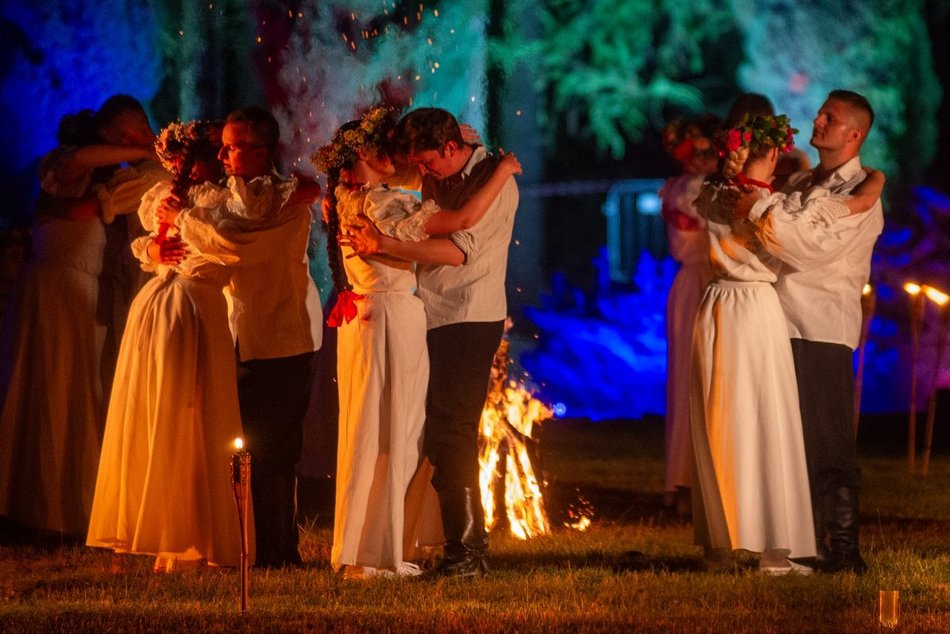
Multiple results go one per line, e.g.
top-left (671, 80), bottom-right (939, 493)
top-left (749, 156), bottom-right (884, 350)
top-left (182, 174), bottom-right (323, 361)
top-left (415, 145), bottom-right (519, 330)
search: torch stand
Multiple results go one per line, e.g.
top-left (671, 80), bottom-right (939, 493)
top-left (907, 289), bottom-right (926, 473)
top-left (231, 450), bottom-right (251, 613)
top-left (921, 305), bottom-right (950, 477)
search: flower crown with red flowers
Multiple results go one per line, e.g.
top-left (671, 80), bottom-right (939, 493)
top-left (718, 113), bottom-right (797, 156)
top-left (661, 116), bottom-right (719, 167)
top-left (717, 114), bottom-right (796, 179)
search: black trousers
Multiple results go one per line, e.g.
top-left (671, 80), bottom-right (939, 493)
top-left (238, 351), bottom-right (314, 562)
top-left (790, 339), bottom-right (861, 505)
top-left (424, 321), bottom-right (505, 493)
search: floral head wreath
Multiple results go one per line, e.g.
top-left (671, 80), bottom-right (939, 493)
top-left (154, 120), bottom-right (222, 173)
top-left (311, 106), bottom-right (396, 174)
top-left (718, 113), bottom-right (797, 179)
top-left (661, 116), bottom-right (719, 168)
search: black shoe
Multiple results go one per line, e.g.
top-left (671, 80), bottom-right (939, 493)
top-left (423, 552), bottom-right (489, 579)
top-left (818, 551), bottom-right (868, 575)
top-left (423, 487), bottom-right (489, 579)
top-left (818, 486), bottom-right (867, 575)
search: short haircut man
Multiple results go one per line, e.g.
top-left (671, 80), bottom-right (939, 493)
top-left (752, 89), bottom-right (883, 574)
top-left (392, 107), bottom-right (465, 156)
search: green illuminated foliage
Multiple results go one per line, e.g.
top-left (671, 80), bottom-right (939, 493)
top-left (524, 0), bottom-right (737, 157)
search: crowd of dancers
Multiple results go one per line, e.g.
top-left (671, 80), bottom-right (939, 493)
top-left (0, 87), bottom-right (883, 580)
top-left (0, 98), bottom-right (520, 580)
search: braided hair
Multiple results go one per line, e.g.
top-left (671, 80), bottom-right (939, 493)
top-left (156, 120), bottom-right (222, 199)
top-left (717, 114), bottom-right (797, 179)
top-left (317, 120), bottom-right (362, 299)
top-left (312, 110), bottom-right (397, 323)
top-left (154, 120), bottom-right (222, 239)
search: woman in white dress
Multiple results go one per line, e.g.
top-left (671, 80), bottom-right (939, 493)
top-left (313, 109), bottom-right (520, 579)
top-left (0, 110), bottom-right (154, 538)
top-left (86, 120), bottom-right (295, 570)
top-left (690, 114), bottom-right (882, 573)
top-left (659, 115), bottom-right (719, 515)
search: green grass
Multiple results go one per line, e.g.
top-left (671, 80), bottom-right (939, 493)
top-left (2, 417), bottom-right (949, 632)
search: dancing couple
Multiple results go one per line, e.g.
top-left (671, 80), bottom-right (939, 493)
top-left (691, 90), bottom-right (884, 575)
top-left (86, 108), bottom-right (323, 571)
top-left (314, 106), bottom-right (521, 579)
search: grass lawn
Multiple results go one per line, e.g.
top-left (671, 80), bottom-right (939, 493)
top-left (1, 416), bottom-right (949, 632)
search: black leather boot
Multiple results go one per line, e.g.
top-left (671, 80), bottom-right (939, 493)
top-left (821, 486), bottom-right (867, 574)
top-left (424, 487), bottom-right (489, 578)
top-left (812, 488), bottom-right (832, 566)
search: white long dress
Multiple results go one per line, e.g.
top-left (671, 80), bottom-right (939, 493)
top-left (661, 173), bottom-right (712, 496)
top-left (0, 149), bottom-right (106, 535)
top-left (690, 180), bottom-right (816, 558)
top-left (86, 180), bottom-right (273, 568)
top-left (331, 184), bottom-right (438, 572)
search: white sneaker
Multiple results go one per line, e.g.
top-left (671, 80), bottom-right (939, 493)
top-left (395, 562), bottom-right (423, 577)
top-left (761, 559), bottom-right (814, 576)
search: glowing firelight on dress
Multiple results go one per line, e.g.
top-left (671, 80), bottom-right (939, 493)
top-left (478, 332), bottom-right (553, 540)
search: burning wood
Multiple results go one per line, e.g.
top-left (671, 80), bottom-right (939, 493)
top-left (478, 333), bottom-right (552, 539)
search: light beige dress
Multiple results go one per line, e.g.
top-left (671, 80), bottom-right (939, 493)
top-left (661, 173), bottom-right (712, 496)
top-left (86, 179), bottom-right (294, 567)
top-left (690, 180), bottom-right (817, 558)
top-left (0, 148), bottom-right (106, 535)
top-left (331, 184), bottom-right (439, 572)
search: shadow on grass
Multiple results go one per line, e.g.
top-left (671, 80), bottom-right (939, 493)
top-left (490, 548), bottom-right (709, 574)
top-left (0, 516), bottom-right (84, 550)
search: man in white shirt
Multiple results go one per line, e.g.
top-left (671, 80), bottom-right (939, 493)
top-left (748, 90), bottom-right (883, 573)
top-left (344, 108), bottom-right (518, 576)
top-left (217, 107), bottom-right (323, 568)
top-left (405, 109), bottom-right (518, 577)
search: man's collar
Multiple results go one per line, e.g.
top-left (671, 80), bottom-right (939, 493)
top-left (458, 144), bottom-right (487, 179)
top-left (813, 155), bottom-right (862, 185)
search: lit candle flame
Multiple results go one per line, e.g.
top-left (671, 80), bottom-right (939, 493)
top-left (234, 437), bottom-right (244, 451)
top-left (862, 283), bottom-right (873, 296)
top-left (904, 282), bottom-right (922, 296)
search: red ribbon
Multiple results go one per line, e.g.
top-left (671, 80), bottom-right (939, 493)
top-left (734, 173), bottom-right (774, 193)
top-left (155, 222), bottom-right (172, 245)
top-left (326, 289), bottom-right (365, 327)
top-left (662, 205), bottom-right (701, 231)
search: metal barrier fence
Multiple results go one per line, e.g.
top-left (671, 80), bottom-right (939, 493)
top-left (601, 179), bottom-right (667, 282)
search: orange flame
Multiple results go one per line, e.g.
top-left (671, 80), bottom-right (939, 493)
top-left (478, 335), bottom-right (552, 539)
